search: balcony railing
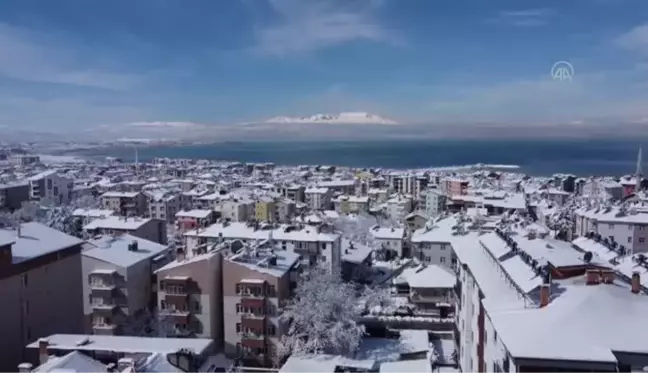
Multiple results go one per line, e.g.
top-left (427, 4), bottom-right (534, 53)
top-left (93, 323), bottom-right (117, 330)
top-left (91, 302), bottom-right (118, 310)
top-left (240, 332), bottom-right (265, 340)
top-left (238, 291), bottom-right (265, 299)
top-left (90, 282), bottom-right (116, 291)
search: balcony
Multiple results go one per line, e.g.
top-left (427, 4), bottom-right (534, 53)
top-left (241, 315), bottom-right (266, 331)
top-left (92, 323), bottom-right (118, 335)
top-left (90, 282), bottom-right (117, 292)
top-left (241, 334), bottom-right (267, 349)
top-left (161, 308), bottom-right (191, 323)
top-left (240, 297), bottom-right (266, 309)
top-left (91, 302), bottom-right (118, 316)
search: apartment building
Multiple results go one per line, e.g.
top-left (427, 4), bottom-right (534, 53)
top-left (425, 188), bottom-right (446, 218)
top-left (28, 170), bottom-right (73, 206)
top-left (333, 195), bottom-right (370, 215)
top-left (255, 196), bottom-right (277, 222)
top-left (185, 222), bottom-right (342, 274)
top-left (100, 191), bottom-right (148, 217)
top-left (317, 179), bottom-right (356, 195)
top-left (435, 215), bottom-right (648, 372)
top-left (574, 205), bottom-right (648, 254)
top-left (10, 154), bottom-right (40, 166)
top-left (385, 195), bottom-right (413, 222)
top-left (441, 178), bottom-right (469, 196)
top-left (155, 247), bottom-right (223, 340)
top-left (82, 235), bottom-right (171, 335)
top-left (305, 187), bottom-right (332, 211)
top-left (146, 191), bottom-right (182, 224)
top-left (410, 219), bottom-right (458, 269)
top-left (392, 263), bottom-right (456, 316)
top-left (277, 184), bottom-right (305, 203)
top-left (175, 209), bottom-right (216, 233)
top-left (221, 199), bottom-right (254, 222)
top-left (84, 216), bottom-right (167, 245)
top-left (0, 223), bottom-right (85, 371)
top-left (223, 246), bottom-right (299, 366)
top-left (370, 226), bottom-right (405, 258)
top-left (388, 173), bottom-right (429, 200)
top-left (0, 182), bottom-right (30, 211)
top-left (275, 199), bottom-right (296, 223)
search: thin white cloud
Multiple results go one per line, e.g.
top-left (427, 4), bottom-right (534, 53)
top-left (488, 8), bottom-right (553, 27)
top-left (422, 67), bottom-right (648, 124)
top-left (250, 0), bottom-right (396, 56)
top-left (0, 23), bottom-right (139, 90)
top-left (616, 23), bottom-right (648, 54)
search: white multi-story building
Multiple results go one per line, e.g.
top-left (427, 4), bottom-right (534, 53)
top-left (82, 235), bottom-right (171, 335)
top-left (28, 170), bottom-right (73, 206)
top-left (385, 194), bottom-right (413, 222)
top-left (574, 205), bottom-right (648, 254)
top-left (370, 226), bottom-right (405, 257)
top-left (423, 214), bottom-right (648, 372)
top-left (304, 187), bottom-right (332, 211)
top-left (425, 188), bottom-right (446, 218)
top-left (220, 199), bottom-right (253, 222)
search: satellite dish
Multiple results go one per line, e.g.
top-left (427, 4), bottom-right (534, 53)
top-left (583, 251), bottom-right (593, 263)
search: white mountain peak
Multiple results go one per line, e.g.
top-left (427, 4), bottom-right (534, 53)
top-left (264, 112), bottom-right (398, 125)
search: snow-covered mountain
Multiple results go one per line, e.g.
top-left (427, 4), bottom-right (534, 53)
top-left (264, 112), bottom-right (398, 125)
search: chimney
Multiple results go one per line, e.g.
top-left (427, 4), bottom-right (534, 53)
top-left (18, 363), bottom-right (32, 372)
top-left (600, 269), bottom-right (615, 284)
top-left (38, 338), bottom-right (49, 364)
top-left (176, 247), bottom-right (186, 262)
top-left (540, 284), bottom-right (550, 308)
top-left (117, 358), bottom-right (134, 372)
top-left (632, 271), bottom-right (641, 294)
top-left (586, 269), bottom-right (600, 285)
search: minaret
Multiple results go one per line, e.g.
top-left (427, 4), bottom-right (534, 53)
top-left (636, 146), bottom-right (643, 192)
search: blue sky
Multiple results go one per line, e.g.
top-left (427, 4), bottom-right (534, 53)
top-left (1, 0), bottom-right (648, 132)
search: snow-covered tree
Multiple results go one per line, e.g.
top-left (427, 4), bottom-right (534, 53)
top-left (277, 265), bottom-right (388, 361)
top-left (332, 214), bottom-right (378, 247)
top-left (427, 343), bottom-right (439, 367)
top-left (121, 308), bottom-right (177, 337)
top-left (546, 197), bottom-right (578, 240)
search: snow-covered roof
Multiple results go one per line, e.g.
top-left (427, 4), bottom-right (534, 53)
top-left (187, 222), bottom-right (339, 243)
top-left (84, 235), bottom-right (169, 268)
top-left (380, 359), bottom-right (431, 373)
top-left (27, 334), bottom-right (214, 355)
top-left (100, 191), bottom-right (140, 198)
top-left (72, 208), bottom-right (116, 219)
top-left (33, 351), bottom-right (106, 372)
top-left (571, 236), bottom-right (621, 262)
top-left (279, 354), bottom-right (376, 373)
top-left (614, 253), bottom-right (648, 289)
top-left (342, 239), bottom-right (373, 264)
top-left (488, 278), bottom-right (648, 363)
top-left (0, 222), bottom-right (83, 264)
top-left (84, 216), bottom-right (152, 231)
top-left (371, 226), bottom-right (404, 240)
top-left (227, 248), bottom-right (300, 278)
top-left (175, 209), bottom-right (213, 219)
top-left (156, 250), bottom-right (218, 273)
top-left (394, 264), bottom-right (456, 289)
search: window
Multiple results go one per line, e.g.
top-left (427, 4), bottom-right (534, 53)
top-left (440, 257), bottom-right (446, 264)
top-left (160, 300), bottom-right (167, 310)
top-left (236, 303), bottom-right (241, 313)
top-left (53, 186), bottom-right (59, 195)
top-left (640, 237), bottom-right (645, 243)
top-left (236, 323), bottom-right (241, 333)
top-left (628, 237), bottom-right (633, 243)
top-left (424, 256), bottom-right (431, 262)
top-left (47, 179), bottom-right (52, 189)
top-left (267, 324), bottom-right (276, 336)
top-left (441, 244), bottom-right (446, 250)
top-left (267, 285), bottom-right (276, 297)
top-left (21, 274), bottom-right (28, 287)
top-left (236, 284), bottom-right (242, 294)
top-left (609, 224), bottom-right (615, 229)
top-left (194, 301), bottom-right (200, 312)
top-left (642, 226), bottom-right (646, 231)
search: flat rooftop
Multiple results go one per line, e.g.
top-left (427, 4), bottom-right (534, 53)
top-left (27, 334), bottom-right (214, 355)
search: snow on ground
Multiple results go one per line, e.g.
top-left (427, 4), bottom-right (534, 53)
top-left (38, 154), bottom-right (86, 163)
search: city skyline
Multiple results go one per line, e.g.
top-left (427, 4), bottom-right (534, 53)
top-left (0, 0), bottom-right (648, 135)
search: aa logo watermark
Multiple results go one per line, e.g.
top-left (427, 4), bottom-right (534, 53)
top-left (551, 61), bottom-right (574, 82)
